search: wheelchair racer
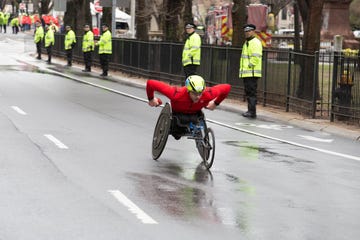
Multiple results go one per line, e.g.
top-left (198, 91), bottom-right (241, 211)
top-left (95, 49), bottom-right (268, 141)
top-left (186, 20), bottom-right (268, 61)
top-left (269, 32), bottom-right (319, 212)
top-left (146, 75), bottom-right (231, 139)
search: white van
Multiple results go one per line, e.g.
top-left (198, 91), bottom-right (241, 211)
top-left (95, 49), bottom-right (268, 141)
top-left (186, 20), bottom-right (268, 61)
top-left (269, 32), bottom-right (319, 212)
top-left (354, 30), bottom-right (360, 38)
top-left (277, 29), bottom-right (295, 35)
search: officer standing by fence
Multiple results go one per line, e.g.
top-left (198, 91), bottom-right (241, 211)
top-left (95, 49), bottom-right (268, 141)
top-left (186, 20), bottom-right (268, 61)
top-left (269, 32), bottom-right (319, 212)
top-left (34, 21), bottom-right (44, 60)
top-left (3, 13), bottom-right (9, 33)
top-left (182, 23), bottom-right (201, 78)
top-left (239, 24), bottom-right (263, 119)
top-left (44, 24), bottom-right (54, 64)
top-left (64, 25), bottom-right (76, 67)
top-left (82, 24), bottom-right (94, 72)
top-left (95, 24), bottom-right (112, 77)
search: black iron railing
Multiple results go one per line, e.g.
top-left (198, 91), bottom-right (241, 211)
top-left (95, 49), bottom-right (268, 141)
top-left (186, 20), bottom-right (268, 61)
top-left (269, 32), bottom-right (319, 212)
top-left (50, 34), bottom-right (360, 125)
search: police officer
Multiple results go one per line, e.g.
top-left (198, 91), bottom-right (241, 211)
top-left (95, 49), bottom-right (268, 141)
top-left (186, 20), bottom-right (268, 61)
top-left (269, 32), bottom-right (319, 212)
top-left (11, 16), bottom-right (19, 34)
top-left (95, 24), bottom-right (112, 77)
top-left (44, 24), bottom-right (54, 64)
top-left (64, 25), bottom-right (76, 66)
top-left (3, 13), bottom-right (9, 33)
top-left (34, 21), bottom-right (44, 60)
top-left (0, 12), bottom-right (4, 33)
top-left (239, 24), bottom-right (263, 119)
top-left (82, 24), bottom-right (94, 72)
top-left (49, 20), bottom-right (58, 33)
top-left (182, 22), bottom-right (201, 78)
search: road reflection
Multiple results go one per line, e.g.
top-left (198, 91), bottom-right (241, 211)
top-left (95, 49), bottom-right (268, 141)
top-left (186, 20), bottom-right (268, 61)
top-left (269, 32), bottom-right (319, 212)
top-left (127, 161), bottom-right (256, 231)
top-left (224, 140), bottom-right (315, 172)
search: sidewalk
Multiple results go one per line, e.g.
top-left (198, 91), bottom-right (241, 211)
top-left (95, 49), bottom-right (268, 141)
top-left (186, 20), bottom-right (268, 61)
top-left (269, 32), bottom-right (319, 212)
top-left (34, 54), bottom-right (360, 142)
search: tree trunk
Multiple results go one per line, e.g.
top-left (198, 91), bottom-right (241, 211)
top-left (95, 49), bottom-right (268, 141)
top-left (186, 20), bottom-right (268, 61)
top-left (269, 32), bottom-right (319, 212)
top-left (39, 0), bottom-right (53, 15)
top-left (0, 0), bottom-right (6, 10)
top-left (293, 2), bottom-right (301, 51)
top-left (231, 0), bottom-right (247, 47)
top-left (300, 0), bottom-right (324, 53)
top-left (63, 0), bottom-right (92, 34)
top-left (163, 0), bottom-right (184, 42)
top-left (101, 7), bottom-right (112, 32)
top-left (136, 0), bottom-right (149, 40)
top-left (183, 0), bottom-right (193, 24)
top-left (296, 0), bottom-right (325, 100)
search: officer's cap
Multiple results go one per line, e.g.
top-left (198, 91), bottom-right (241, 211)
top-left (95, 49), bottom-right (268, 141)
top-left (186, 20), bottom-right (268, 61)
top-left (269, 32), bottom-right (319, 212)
top-left (185, 23), bottom-right (196, 29)
top-left (243, 24), bottom-right (256, 32)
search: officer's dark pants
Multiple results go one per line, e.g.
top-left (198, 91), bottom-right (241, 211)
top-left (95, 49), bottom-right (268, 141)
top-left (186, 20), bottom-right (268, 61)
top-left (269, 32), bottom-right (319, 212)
top-left (83, 51), bottom-right (92, 71)
top-left (184, 64), bottom-right (198, 78)
top-left (3, 24), bottom-right (6, 33)
top-left (243, 77), bottom-right (259, 115)
top-left (99, 54), bottom-right (110, 75)
top-left (66, 49), bottom-right (73, 66)
top-left (46, 45), bottom-right (52, 62)
top-left (36, 41), bottom-right (42, 59)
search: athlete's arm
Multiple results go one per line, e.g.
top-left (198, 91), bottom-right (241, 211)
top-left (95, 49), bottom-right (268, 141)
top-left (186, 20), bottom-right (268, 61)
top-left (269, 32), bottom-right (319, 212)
top-left (209, 84), bottom-right (231, 106)
top-left (146, 80), bottom-right (175, 107)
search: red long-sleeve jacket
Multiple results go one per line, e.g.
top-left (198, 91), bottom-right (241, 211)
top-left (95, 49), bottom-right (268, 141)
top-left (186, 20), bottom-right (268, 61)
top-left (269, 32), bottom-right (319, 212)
top-left (146, 79), bottom-right (231, 114)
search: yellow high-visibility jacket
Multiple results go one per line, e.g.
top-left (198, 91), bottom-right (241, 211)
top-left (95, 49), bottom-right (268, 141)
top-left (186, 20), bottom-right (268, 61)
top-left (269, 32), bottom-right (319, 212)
top-left (239, 36), bottom-right (263, 78)
top-left (82, 30), bottom-right (94, 52)
top-left (182, 32), bottom-right (201, 66)
top-left (10, 17), bottom-right (19, 27)
top-left (64, 29), bottom-right (76, 50)
top-left (97, 30), bottom-right (112, 54)
top-left (45, 29), bottom-right (54, 47)
top-left (34, 26), bottom-right (44, 44)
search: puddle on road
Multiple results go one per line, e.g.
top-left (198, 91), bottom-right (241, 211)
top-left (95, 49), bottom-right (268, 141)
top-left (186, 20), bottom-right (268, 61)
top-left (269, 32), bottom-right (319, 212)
top-left (127, 166), bottom-right (256, 231)
top-left (224, 140), bottom-right (315, 173)
top-left (152, 161), bottom-right (214, 185)
top-left (0, 64), bottom-right (41, 73)
top-left (2, 61), bottom-right (88, 79)
top-left (128, 171), bottom-right (216, 219)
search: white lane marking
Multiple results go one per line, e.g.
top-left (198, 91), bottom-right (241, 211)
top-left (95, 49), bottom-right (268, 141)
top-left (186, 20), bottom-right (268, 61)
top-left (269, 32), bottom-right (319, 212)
top-left (11, 106), bottom-right (27, 115)
top-left (208, 119), bottom-right (360, 162)
top-left (298, 135), bottom-right (334, 143)
top-left (36, 67), bottom-right (147, 103)
top-left (44, 134), bottom-right (69, 149)
top-left (235, 122), bottom-right (293, 130)
top-left (108, 190), bottom-right (158, 224)
top-left (37, 68), bottom-right (360, 162)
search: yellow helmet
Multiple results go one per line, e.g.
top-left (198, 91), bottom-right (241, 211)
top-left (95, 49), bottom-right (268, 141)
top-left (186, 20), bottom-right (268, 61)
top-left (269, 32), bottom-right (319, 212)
top-left (185, 75), bottom-right (205, 93)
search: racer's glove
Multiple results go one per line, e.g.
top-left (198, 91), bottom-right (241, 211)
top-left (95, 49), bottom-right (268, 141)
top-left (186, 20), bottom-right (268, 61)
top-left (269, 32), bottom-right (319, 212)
top-left (148, 97), bottom-right (162, 107)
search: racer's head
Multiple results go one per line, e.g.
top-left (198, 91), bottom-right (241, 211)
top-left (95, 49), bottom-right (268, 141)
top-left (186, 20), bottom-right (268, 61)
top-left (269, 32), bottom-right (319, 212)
top-left (185, 75), bottom-right (205, 102)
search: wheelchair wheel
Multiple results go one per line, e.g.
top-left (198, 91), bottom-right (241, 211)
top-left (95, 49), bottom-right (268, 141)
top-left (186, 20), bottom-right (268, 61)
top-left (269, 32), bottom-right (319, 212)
top-left (152, 103), bottom-right (171, 160)
top-left (198, 128), bottom-right (215, 169)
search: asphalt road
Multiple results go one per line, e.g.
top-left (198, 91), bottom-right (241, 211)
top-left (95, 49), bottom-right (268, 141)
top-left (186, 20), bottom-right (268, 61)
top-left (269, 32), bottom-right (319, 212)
top-left (0, 32), bottom-right (359, 240)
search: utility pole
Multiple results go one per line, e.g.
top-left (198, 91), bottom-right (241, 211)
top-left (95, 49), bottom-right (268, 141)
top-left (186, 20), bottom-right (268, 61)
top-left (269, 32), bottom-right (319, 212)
top-left (112, 0), bottom-right (116, 37)
top-left (130, 0), bottom-right (135, 38)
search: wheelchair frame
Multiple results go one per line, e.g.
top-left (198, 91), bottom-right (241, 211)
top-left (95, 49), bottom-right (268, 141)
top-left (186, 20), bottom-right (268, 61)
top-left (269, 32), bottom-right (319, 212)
top-left (152, 103), bottom-right (215, 169)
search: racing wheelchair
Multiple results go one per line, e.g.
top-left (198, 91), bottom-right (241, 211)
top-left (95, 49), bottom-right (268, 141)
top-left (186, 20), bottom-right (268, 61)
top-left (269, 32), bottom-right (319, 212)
top-left (151, 103), bottom-right (215, 169)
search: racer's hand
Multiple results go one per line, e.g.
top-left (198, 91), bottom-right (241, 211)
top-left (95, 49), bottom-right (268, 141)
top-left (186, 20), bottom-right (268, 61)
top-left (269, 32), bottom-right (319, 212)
top-left (148, 97), bottom-right (161, 107)
top-left (206, 100), bottom-right (217, 110)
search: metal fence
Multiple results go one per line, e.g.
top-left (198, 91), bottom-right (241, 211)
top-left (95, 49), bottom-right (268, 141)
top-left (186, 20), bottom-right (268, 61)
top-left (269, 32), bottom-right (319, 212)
top-left (51, 34), bottom-right (360, 125)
